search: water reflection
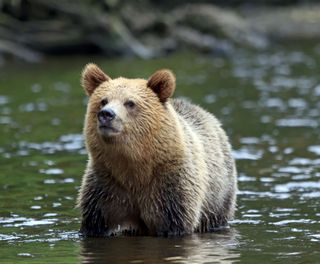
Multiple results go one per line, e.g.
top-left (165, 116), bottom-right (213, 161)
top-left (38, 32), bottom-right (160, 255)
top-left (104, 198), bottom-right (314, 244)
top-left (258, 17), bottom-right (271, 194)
top-left (1, 42), bottom-right (320, 262)
top-left (16, 133), bottom-right (85, 155)
top-left (80, 230), bottom-right (239, 264)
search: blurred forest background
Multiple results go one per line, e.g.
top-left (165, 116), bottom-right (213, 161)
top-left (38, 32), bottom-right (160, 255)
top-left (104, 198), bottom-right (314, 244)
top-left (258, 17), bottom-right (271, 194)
top-left (1, 0), bottom-right (320, 63)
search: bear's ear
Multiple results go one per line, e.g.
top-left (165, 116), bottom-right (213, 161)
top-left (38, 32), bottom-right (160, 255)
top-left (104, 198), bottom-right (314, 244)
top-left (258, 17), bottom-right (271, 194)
top-left (147, 69), bottom-right (176, 103)
top-left (81, 63), bottom-right (111, 96)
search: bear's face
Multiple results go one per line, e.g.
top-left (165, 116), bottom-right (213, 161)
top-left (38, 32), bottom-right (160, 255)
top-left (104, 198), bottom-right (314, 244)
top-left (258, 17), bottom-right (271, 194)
top-left (81, 64), bottom-right (176, 140)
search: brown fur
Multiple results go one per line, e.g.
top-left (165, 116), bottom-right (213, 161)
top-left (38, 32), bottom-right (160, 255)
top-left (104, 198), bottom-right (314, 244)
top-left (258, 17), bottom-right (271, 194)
top-left (77, 64), bottom-right (237, 236)
top-left (147, 69), bottom-right (176, 103)
top-left (82, 63), bottom-right (110, 96)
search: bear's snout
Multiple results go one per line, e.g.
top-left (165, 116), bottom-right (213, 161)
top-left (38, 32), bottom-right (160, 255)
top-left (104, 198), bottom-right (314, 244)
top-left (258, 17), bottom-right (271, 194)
top-left (98, 108), bottom-right (116, 125)
top-left (97, 107), bottom-right (123, 137)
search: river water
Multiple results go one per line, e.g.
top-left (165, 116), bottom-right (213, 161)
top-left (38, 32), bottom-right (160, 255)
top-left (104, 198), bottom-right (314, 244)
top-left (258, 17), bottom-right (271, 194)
top-left (0, 42), bottom-right (319, 263)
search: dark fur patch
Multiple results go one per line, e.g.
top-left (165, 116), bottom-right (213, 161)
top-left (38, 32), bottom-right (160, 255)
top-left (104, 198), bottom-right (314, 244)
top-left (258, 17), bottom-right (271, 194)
top-left (82, 63), bottom-right (110, 96)
top-left (80, 184), bottom-right (108, 237)
top-left (147, 69), bottom-right (175, 103)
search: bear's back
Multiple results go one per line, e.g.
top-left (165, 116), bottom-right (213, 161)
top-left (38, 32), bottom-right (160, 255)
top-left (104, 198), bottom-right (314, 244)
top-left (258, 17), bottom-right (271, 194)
top-left (172, 98), bottom-right (221, 133)
top-left (172, 98), bottom-right (237, 225)
top-left (171, 98), bottom-right (234, 173)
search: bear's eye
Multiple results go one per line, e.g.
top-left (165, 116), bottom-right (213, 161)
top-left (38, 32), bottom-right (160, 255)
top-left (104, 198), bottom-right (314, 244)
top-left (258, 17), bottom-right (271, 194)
top-left (101, 99), bottom-right (108, 106)
top-left (124, 100), bottom-right (135, 108)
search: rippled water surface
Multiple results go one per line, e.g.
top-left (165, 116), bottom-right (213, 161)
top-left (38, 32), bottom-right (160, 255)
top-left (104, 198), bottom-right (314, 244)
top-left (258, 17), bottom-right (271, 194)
top-left (1, 42), bottom-right (320, 263)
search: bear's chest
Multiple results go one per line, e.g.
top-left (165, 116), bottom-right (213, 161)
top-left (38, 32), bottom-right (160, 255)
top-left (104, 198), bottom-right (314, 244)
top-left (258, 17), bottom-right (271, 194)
top-left (105, 155), bottom-right (153, 188)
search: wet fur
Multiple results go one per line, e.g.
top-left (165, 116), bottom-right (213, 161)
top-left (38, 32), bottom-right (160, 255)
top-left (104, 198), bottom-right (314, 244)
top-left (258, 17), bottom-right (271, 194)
top-left (77, 65), bottom-right (237, 236)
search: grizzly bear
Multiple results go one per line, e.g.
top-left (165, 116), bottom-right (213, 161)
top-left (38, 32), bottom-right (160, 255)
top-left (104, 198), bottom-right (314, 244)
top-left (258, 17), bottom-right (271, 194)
top-left (77, 63), bottom-right (237, 236)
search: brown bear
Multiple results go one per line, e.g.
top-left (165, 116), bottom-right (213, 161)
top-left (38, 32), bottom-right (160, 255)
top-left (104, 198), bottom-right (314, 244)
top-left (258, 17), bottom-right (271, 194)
top-left (77, 63), bottom-right (237, 236)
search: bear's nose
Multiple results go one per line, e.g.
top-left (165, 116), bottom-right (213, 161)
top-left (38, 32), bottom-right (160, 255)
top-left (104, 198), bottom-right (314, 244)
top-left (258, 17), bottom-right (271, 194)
top-left (98, 108), bottom-right (116, 124)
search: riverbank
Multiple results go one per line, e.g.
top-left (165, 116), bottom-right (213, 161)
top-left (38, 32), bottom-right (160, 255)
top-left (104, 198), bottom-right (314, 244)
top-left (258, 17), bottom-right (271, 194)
top-left (1, 1), bottom-right (320, 63)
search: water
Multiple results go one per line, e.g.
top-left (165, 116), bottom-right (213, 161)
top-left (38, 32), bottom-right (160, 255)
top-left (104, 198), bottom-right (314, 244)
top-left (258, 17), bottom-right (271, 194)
top-left (1, 42), bottom-right (320, 263)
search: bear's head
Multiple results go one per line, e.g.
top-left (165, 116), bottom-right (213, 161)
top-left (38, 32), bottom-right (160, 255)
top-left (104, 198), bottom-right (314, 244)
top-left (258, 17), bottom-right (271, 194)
top-left (81, 63), bottom-right (176, 142)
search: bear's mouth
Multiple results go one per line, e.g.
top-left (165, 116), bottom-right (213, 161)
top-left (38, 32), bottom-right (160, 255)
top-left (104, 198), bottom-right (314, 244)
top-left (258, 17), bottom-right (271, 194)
top-left (98, 125), bottom-right (121, 137)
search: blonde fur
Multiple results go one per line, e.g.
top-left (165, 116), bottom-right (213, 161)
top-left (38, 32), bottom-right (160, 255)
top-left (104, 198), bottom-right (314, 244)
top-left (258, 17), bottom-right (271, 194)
top-left (77, 64), bottom-right (237, 236)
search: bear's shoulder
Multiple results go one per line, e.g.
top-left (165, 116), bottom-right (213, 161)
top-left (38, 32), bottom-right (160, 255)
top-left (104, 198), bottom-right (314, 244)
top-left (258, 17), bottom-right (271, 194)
top-left (171, 98), bottom-right (221, 129)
